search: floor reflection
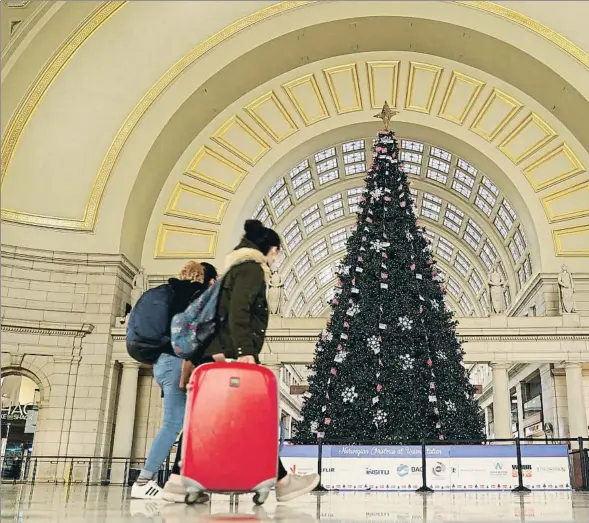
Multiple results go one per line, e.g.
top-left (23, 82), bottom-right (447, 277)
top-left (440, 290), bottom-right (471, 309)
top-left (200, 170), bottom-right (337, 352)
top-left (2, 484), bottom-right (589, 522)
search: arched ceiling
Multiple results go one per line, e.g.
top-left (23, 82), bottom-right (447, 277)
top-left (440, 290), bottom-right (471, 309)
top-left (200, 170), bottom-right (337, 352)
top-left (256, 137), bottom-right (527, 318)
top-left (1, 1), bottom-right (588, 279)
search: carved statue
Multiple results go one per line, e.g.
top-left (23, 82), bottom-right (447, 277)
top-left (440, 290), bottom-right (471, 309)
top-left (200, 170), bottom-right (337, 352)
top-left (488, 261), bottom-right (506, 315)
top-left (267, 270), bottom-right (284, 316)
top-left (558, 265), bottom-right (576, 313)
top-left (130, 267), bottom-right (147, 309)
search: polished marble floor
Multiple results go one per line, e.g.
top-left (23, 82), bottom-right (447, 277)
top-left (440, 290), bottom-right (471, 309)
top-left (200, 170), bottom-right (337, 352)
top-left (1, 484), bottom-right (589, 522)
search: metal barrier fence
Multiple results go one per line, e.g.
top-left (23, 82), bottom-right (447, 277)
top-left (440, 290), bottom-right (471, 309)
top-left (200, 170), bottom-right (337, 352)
top-left (2, 436), bottom-right (588, 491)
top-left (300, 436), bottom-right (589, 492)
top-left (0, 454), bottom-right (172, 486)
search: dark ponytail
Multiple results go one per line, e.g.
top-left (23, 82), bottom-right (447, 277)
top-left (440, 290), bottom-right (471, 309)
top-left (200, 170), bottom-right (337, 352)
top-left (243, 219), bottom-right (281, 255)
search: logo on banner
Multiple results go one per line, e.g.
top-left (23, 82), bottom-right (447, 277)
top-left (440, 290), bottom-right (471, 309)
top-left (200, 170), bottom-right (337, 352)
top-left (397, 464), bottom-right (409, 477)
top-left (432, 462), bottom-right (446, 477)
top-left (366, 467), bottom-right (390, 476)
top-left (512, 464), bottom-right (532, 478)
top-left (536, 466), bottom-right (566, 473)
top-left (490, 462), bottom-right (508, 477)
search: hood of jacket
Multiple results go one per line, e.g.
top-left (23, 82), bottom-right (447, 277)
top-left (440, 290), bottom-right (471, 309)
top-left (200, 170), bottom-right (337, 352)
top-left (167, 278), bottom-right (205, 303)
top-left (225, 239), bottom-right (272, 284)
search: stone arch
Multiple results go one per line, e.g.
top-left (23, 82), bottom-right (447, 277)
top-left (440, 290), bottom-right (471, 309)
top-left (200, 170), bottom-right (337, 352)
top-left (1, 363), bottom-right (50, 405)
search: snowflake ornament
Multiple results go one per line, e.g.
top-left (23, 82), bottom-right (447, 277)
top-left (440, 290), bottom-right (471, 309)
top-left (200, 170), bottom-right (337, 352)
top-left (346, 304), bottom-right (360, 316)
top-left (445, 400), bottom-right (457, 412)
top-left (371, 187), bottom-right (384, 199)
top-left (339, 265), bottom-right (351, 276)
top-left (400, 354), bottom-right (415, 370)
top-left (430, 299), bottom-right (440, 310)
top-left (398, 316), bottom-right (414, 331)
top-left (371, 239), bottom-right (390, 252)
top-left (405, 230), bottom-right (414, 242)
top-left (310, 421), bottom-right (319, 433)
top-left (374, 409), bottom-right (388, 426)
top-left (334, 351), bottom-right (348, 364)
top-left (436, 350), bottom-right (448, 361)
top-left (342, 386), bottom-right (359, 403)
top-left (367, 336), bottom-right (381, 354)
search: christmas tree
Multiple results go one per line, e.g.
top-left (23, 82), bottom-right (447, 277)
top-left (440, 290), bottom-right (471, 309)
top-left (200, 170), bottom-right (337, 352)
top-left (296, 104), bottom-right (484, 444)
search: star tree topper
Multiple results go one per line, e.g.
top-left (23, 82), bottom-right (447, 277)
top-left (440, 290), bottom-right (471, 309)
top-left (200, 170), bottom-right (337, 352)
top-left (373, 101), bottom-right (398, 130)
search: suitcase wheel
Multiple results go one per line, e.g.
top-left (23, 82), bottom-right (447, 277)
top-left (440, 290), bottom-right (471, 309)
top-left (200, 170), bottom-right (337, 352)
top-left (185, 491), bottom-right (204, 505)
top-left (253, 492), bottom-right (269, 505)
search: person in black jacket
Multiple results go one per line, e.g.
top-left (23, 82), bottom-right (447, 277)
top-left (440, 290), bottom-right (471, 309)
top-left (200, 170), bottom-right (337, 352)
top-left (204, 220), bottom-right (320, 502)
top-left (131, 262), bottom-right (218, 501)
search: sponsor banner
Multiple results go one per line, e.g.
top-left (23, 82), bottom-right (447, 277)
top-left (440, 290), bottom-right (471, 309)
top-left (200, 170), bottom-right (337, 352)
top-left (280, 445), bottom-right (571, 491)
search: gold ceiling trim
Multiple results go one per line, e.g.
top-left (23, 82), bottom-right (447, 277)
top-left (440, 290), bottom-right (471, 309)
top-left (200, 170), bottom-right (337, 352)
top-left (1, 2), bottom-right (126, 187)
top-left (3, 0), bottom-right (588, 232)
top-left (1, 1), bottom-right (312, 231)
top-left (457, 1), bottom-right (589, 70)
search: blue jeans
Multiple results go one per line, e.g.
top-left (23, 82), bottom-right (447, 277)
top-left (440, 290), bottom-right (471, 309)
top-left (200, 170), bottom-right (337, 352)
top-left (142, 353), bottom-right (186, 476)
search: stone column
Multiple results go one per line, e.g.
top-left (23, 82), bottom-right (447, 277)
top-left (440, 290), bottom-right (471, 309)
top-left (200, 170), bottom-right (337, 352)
top-left (110, 361), bottom-right (140, 483)
top-left (491, 362), bottom-right (511, 440)
top-left (565, 362), bottom-right (588, 440)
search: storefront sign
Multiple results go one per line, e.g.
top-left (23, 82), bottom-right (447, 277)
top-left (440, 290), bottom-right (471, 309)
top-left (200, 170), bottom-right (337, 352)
top-left (281, 444), bottom-right (571, 491)
top-left (1, 403), bottom-right (37, 423)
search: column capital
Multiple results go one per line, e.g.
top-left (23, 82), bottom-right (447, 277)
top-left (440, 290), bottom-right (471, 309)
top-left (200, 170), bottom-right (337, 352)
top-left (120, 360), bottom-right (141, 370)
top-left (490, 361), bottom-right (510, 370)
top-left (564, 361), bottom-right (583, 369)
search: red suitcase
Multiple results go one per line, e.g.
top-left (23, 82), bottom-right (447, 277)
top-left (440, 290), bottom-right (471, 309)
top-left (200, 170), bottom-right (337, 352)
top-left (181, 362), bottom-right (279, 505)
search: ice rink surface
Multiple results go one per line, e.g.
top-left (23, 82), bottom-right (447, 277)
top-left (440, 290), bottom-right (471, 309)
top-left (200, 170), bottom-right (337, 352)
top-left (2, 484), bottom-right (589, 522)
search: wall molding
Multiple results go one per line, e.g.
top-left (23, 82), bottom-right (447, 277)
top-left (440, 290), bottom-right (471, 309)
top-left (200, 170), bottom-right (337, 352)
top-left (1, 319), bottom-right (95, 337)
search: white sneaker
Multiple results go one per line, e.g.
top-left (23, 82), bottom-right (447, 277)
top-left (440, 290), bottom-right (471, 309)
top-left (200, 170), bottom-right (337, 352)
top-left (275, 473), bottom-right (320, 502)
top-left (162, 473), bottom-right (210, 504)
top-left (131, 479), bottom-right (164, 500)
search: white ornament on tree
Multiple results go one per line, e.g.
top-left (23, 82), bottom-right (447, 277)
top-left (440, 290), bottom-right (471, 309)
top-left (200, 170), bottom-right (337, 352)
top-left (436, 350), bottom-right (448, 361)
top-left (400, 354), bottom-right (415, 370)
top-left (367, 336), bottom-right (381, 354)
top-left (374, 409), bottom-right (388, 426)
top-left (334, 351), bottom-right (348, 364)
top-left (398, 316), bottom-right (414, 331)
top-left (445, 400), bottom-right (457, 412)
top-left (346, 304), bottom-right (360, 316)
top-left (370, 239), bottom-right (389, 252)
top-left (310, 421), bottom-right (319, 433)
top-left (430, 299), bottom-right (440, 310)
top-left (371, 187), bottom-right (384, 199)
top-left (342, 386), bottom-right (359, 403)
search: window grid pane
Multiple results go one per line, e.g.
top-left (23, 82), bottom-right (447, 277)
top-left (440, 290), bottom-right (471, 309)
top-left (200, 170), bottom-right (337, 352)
top-left (324, 193), bottom-right (344, 222)
top-left (479, 240), bottom-right (498, 269)
top-left (324, 287), bottom-right (336, 304)
top-left (428, 157), bottom-right (450, 174)
top-left (436, 237), bottom-right (454, 261)
top-left (316, 158), bottom-right (338, 174)
top-left (404, 163), bottom-right (421, 176)
top-left (426, 169), bottom-right (448, 184)
top-left (274, 249), bottom-right (286, 270)
top-left (318, 169), bottom-right (340, 185)
top-left (289, 160), bottom-right (309, 178)
top-left (494, 216), bottom-right (509, 239)
top-left (283, 220), bottom-right (303, 251)
top-left (330, 228), bottom-right (348, 251)
top-left (344, 151), bottom-right (365, 165)
top-left (402, 140), bottom-right (424, 152)
top-left (430, 147), bottom-right (452, 162)
top-left (268, 177), bottom-right (285, 198)
top-left (443, 203), bottom-right (464, 234)
top-left (310, 238), bottom-right (328, 262)
top-left (344, 163), bottom-right (366, 176)
top-left (454, 251), bottom-right (470, 275)
top-left (421, 193), bottom-right (442, 221)
top-left (469, 268), bottom-right (483, 293)
top-left (514, 229), bottom-right (526, 255)
top-left (482, 176), bottom-right (500, 196)
top-left (292, 293), bottom-right (306, 316)
top-left (400, 151), bottom-right (423, 164)
top-left (497, 204), bottom-right (514, 230)
top-left (318, 265), bottom-right (333, 286)
top-left (447, 277), bottom-right (462, 298)
top-left (342, 140), bottom-right (364, 152)
top-left (460, 294), bottom-right (473, 316)
top-left (508, 240), bottom-right (520, 262)
top-left (310, 300), bottom-right (324, 317)
top-left (464, 219), bottom-right (483, 250)
top-left (314, 147), bottom-right (336, 162)
top-left (301, 204), bottom-right (322, 235)
top-left (457, 158), bottom-right (477, 176)
top-left (284, 271), bottom-right (296, 298)
top-left (295, 253), bottom-right (312, 278)
top-left (303, 279), bottom-right (319, 300)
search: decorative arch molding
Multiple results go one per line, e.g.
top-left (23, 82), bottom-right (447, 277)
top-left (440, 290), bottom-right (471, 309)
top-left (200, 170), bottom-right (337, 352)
top-left (6, 3), bottom-right (581, 270)
top-left (0, 361), bottom-right (50, 405)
